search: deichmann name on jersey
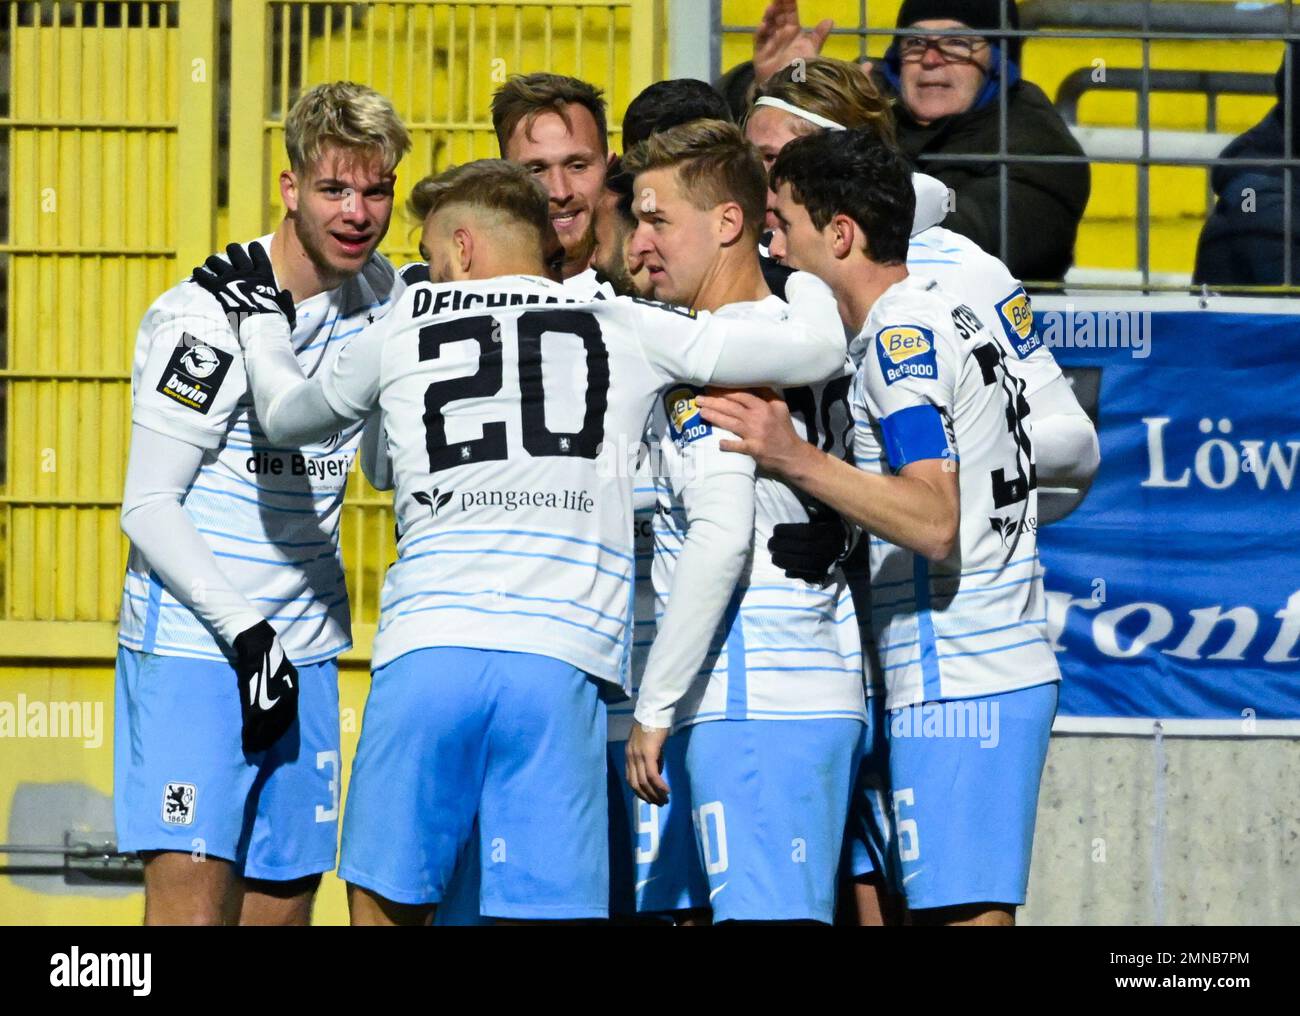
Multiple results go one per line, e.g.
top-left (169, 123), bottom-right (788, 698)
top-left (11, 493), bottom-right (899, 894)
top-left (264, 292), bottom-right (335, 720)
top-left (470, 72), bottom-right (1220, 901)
top-left (411, 283), bottom-right (568, 317)
top-left (875, 325), bottom-right (938, 385)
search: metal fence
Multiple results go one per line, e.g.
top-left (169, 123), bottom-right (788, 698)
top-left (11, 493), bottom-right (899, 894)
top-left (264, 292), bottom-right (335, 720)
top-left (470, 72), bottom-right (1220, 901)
top-left (0, 0), bottom-right (663, 663)
top-left (712, 0), bottom-right (1300, 293)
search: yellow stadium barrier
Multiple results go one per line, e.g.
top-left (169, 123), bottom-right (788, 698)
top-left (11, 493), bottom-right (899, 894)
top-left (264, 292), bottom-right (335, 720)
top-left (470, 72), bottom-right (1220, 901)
top-left (0, 0), bottom-right (663, 926)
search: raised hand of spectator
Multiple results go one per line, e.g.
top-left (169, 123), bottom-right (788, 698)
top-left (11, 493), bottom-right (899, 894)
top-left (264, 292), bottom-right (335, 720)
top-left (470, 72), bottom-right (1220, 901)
top-left (753, 0), bottom-right (834, 85)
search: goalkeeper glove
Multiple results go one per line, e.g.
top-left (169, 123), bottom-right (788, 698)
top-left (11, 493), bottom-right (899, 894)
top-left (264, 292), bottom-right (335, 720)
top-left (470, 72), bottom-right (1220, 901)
top-left (767, 499), bottom-right (851, 585)
top-left (191, 241), bottom-right (296, 329)
top-left (232, 620), bottom-right (300, 754)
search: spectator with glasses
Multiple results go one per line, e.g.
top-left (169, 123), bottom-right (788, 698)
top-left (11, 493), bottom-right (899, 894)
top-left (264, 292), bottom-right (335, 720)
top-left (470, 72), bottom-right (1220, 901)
top-left (716, 0), bottom-right (1089, 283)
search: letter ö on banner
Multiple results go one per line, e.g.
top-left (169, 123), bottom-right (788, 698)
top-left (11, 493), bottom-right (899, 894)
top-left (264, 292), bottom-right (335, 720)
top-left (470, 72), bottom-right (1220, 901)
top-left (1194, 419), bottom-right (1238, 489)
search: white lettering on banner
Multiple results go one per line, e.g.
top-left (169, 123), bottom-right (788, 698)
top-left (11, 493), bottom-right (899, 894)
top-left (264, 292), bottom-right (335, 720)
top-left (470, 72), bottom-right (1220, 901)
top-left (1163, 606), bottom-right (1258, 661)
top-left (1045, 581), bottom-right (1300, 664)
top-left (1093, 602), bottom-right (1175, 658)
top-left (1143, 417), bottom-right (1300, 491)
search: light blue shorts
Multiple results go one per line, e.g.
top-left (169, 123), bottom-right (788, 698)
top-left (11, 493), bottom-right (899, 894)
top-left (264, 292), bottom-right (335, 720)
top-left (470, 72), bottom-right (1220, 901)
top-left (681, 718), bottom-right (863, 923)
top-left (607, 735), bottom-right (708, 916)
top-left (885, 682), bottom-right (1059, 910)
top-left (846, 694), bottom-right (897, 884)
top-left (338, 647), bottom-right (608, 920)
top-left (113, 646), bottom-right (340, 881)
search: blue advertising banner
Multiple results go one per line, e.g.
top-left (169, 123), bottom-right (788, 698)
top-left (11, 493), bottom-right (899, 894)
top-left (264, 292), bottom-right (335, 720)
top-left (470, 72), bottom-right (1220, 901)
top-left (1035, 304), bottom-right (1300, 734)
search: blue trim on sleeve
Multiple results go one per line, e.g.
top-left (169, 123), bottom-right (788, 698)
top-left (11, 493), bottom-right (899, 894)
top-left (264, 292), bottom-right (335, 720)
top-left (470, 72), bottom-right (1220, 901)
top-left (879, 404), bottom-right (952, 471)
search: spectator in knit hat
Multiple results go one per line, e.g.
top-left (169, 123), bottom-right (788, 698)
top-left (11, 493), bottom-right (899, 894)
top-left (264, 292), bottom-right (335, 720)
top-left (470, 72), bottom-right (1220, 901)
top-left (715, 0), bottom-right (1090, 283)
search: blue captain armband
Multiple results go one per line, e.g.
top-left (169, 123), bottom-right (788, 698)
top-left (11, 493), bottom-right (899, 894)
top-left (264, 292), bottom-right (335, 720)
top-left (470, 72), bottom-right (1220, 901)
top-left (879, 404), bottom-right (954, 471)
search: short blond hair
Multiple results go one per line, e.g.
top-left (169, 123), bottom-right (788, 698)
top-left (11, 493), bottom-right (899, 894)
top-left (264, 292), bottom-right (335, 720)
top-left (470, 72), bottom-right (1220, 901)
top-left (284, 81), bottom-right (411, 176)
top-left (622, 119), bottom-right (767, 243)
top-left (491, 73), bottom-right (608, 154)
top-left (751, 57), bottom-right (896, 145)
top-left (407, 159), bottom-right (551, 241)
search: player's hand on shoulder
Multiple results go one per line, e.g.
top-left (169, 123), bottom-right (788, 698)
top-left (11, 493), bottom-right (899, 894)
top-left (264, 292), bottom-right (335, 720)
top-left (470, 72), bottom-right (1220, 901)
top-left (191, 241), bottom-right (296, 333)
top-left (696, 387), bottom-right (811, 478)
top-left (231, 619), bottom-right (300, 755)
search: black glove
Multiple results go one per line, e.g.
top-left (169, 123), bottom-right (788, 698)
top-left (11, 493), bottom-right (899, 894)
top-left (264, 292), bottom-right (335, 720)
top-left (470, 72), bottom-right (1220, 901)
top-left (767, 500), bottom-right (850, 585)
top-left (232, 620), bottom-right (300, 754)
top-left (191, 242), bottom-right (296, 328)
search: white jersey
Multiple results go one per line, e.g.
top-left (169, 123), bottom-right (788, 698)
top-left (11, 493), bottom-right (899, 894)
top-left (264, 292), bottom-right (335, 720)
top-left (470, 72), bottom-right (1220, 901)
top-left (328, 275), bottom-right (835, 687)
top-left (850, 274), bottom-right (1060, 708)
top-left (564, 266), bottom-right (617, 300)
top-left (907, 226), bottom-right (1062, 398)
top-left (118, 237), bottom-right (400, 663)
top-left (607, 449), bottom-right (659, 741)
top-left (649, 289), bottom-right (867, 730)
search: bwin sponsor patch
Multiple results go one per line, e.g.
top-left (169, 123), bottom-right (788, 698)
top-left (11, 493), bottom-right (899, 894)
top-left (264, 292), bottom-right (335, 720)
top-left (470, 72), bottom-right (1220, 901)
top-left (875, 326), bottom-right (938, 385)
top-left (155, 335), bottom-right (233, 413)
top-left (664, 385), bottom-right (712, 447)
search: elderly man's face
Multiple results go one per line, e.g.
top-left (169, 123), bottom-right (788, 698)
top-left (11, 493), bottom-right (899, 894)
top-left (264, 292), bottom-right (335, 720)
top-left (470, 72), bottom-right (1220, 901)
top-left (898, 18), bottom-right (993, 125)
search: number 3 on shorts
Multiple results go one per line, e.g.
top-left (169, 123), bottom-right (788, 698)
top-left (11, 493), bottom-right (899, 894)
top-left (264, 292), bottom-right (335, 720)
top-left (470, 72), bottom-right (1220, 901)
top-left (315, 749), bottom-right (340, 823)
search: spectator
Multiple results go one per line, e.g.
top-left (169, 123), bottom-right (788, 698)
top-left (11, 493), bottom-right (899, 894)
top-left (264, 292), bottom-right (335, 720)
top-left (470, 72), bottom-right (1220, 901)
top-left (715, 0), bottom-right (1090, 282)
top-left (1194, 45), bottom-right (1300, 287)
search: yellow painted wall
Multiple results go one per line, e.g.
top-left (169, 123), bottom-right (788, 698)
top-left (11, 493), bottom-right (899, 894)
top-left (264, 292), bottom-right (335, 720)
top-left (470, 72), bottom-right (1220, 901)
top-left (0, 0), bottom-right (662, 925)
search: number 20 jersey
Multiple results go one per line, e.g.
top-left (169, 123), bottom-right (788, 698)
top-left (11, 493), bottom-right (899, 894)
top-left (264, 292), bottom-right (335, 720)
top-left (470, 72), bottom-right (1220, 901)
top-left (849, 274), bottom-right (1061, 708)
top-left (359, 275), bottom-right (769, 689)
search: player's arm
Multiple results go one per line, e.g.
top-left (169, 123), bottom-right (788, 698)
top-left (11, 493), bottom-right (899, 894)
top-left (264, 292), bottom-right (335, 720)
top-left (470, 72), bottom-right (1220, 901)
top-left (698, 389), bottom-right (959, 562)
top-left (987, 284), bottom-right (1100, 521)
top-left (121, 424), bottom-right (266, 646)
top-left (124, 296), bottom-right (299, 751)
top-left (190, 243), bottom-right (382, 445)
top-left (633, 273), bottom-right (848, 389)
top-left (627, 402), bottom-right (757, 806)
top-left (358, 412), bottom-right (394, 491)
top-left (910, 172), bottom-right (951, 236)
top-left (1027, 374), bottom-right (1099, 523)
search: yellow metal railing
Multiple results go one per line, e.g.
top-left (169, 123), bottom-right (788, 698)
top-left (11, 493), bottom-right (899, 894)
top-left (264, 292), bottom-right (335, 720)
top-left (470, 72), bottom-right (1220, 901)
top-left (1, 0), bottom-right (218, 658)
top-left (0, 0), bottom-right (664, 659)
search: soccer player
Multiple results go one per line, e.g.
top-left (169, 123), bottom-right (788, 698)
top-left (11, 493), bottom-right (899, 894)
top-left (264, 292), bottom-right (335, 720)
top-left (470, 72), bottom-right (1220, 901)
top-left (620, 120), bottom-right (866, 925)
top-left (492, 73), bottom-right (614, 293)
top-left (189, 158), bottom-right (847, 924)
top-left (743, 57), bottom-right (1099, 925)
top-left (699, 129), bottom-right (1061, 926)
top-left (747, 58), bottom-right (1099, 522)
top-left (114, 82), bottom-right (410, 925)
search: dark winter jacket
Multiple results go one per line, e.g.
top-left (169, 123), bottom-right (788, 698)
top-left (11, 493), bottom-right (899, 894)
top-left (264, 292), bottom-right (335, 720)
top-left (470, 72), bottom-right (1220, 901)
top-left (1194, 51), bottom-right (1300, 287)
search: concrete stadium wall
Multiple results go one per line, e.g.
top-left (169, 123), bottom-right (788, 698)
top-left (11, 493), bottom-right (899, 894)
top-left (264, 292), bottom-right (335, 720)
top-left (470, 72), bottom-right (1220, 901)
top-left (1022, 733), bottom-right (1300, 925)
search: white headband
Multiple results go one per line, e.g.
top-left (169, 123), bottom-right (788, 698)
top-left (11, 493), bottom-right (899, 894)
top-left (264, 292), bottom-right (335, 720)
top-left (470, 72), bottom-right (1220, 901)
top-left (752, 96), bottom-right (846, 131)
